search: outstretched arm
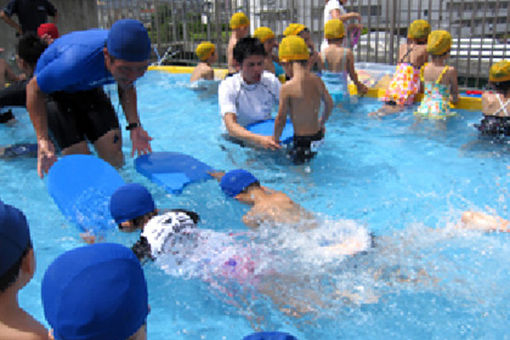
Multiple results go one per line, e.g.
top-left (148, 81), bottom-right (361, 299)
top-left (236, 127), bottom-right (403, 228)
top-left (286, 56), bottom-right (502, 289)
top-left (319, 80), bottom-right (333, 127)
top-left (0, 10), bottom-right (22, 35)
top-left (118, 85), bottom-right (152, 157)
top-left (346, 50), bottom-right (368, 95)
top-left (224, 113), bottom-right (281, 150)
top-left (459, 211), bottom-right (510, 232)
top-left (273, 89), bottom-right (289, 143)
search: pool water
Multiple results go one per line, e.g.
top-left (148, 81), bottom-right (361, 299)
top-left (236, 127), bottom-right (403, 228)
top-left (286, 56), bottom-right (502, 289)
top-left (1, 71), bottom-right (510, 339)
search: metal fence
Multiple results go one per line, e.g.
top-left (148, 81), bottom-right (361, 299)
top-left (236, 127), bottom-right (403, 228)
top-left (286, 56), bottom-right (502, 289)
top-left (97, 0), bottom-right (510, 88)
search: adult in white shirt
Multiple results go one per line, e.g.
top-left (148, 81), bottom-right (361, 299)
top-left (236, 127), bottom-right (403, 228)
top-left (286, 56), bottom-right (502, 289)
top-left (321, 0), bottom-right (362, 52)
top-left (219, 37), bottom-right (281, 149)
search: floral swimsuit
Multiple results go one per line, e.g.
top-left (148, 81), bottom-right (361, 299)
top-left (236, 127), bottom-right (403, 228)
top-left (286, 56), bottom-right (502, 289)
top-left (382, 46), bottom-right (421, 106)
top-left (414, 65), bottom-right (455, 119)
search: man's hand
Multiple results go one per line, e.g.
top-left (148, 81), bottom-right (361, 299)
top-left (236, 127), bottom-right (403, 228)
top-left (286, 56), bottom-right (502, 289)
top-left (37, 138), bottom-right (57, 178)
top-left (130, 126), bottom-right (152, 157)
top-left (256, 135), bottom-right (281, 150)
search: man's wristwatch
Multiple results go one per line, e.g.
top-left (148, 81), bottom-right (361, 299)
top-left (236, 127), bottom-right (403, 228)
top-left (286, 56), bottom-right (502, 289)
top-left (125, 122), bottom-right (140, 130)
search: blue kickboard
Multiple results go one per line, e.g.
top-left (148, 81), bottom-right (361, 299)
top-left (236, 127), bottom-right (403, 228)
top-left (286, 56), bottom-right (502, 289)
top-left (246, 119), bottom-right (294, 144)
top-left (47, 154), bottom-right (125, 234)
top-left (135, 151), bottom-right (214, 194)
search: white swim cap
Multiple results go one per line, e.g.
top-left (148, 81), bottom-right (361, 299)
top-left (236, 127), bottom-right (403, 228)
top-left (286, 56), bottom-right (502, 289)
top-left (141, 211), bottom-right (197, 257)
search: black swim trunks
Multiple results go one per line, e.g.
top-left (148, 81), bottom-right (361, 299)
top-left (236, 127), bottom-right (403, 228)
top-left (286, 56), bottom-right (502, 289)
top-left (289, 129), bottom-right (324, 164)
top-left (476, 115), bottom-right (510, 137)
top-left (47, 87), bottom-right (119, 150)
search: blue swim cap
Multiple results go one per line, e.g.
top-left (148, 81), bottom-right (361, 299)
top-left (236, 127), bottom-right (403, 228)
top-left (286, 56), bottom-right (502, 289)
top-left (41, 243), bottom-right (148, 340)
top-left (0, 200), bottom-right (31, 276)
top-left (220, 169), bottom-right (259, 198)
top-left (107, 19), bottom-right (151, 62)
top-left (243, 331), bottom-right (298, 340)
top-left (109, 183), bottom-right (155, 224)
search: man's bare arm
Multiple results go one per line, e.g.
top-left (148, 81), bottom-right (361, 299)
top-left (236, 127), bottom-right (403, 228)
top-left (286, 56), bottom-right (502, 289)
top-left (0, 10), bottom-right (22, 34)
top-left (224, 113), bottom-right (280, 150)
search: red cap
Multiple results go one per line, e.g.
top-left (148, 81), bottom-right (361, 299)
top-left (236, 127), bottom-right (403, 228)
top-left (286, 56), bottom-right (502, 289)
top-left (37, 23), bottom-right (59, 39)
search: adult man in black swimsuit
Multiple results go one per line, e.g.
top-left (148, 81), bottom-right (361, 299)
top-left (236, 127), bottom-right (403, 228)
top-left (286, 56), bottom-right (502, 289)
top-left (0, 0), bottom-right (57, 36)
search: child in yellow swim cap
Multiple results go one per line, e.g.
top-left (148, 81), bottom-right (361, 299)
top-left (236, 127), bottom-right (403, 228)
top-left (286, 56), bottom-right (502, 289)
top-left (321, 19), bottom-right (367, 104)
top-left (227, 12), bottom-right (250, 76)
top-left (190, 41), bottom-right (217, 83)
top-left (476, 60), bottom-right (510, 137)
top-left (372, 19), bottom-right (431, 117)
top-left (283, 23), bottom-right (323, 72)
top-left (253, 26), bottom-right (279, 75)
top-left (414, 30), bottom-right (459, 120)
top-left (274, 35), bottom-right (333, 164)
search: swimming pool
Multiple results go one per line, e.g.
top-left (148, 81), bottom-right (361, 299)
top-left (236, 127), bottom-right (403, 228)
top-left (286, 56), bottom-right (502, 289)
top-left (1, 70), bottom-right (509, 339)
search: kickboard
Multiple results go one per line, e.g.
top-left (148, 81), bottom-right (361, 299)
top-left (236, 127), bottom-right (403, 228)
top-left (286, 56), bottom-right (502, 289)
top-left (135, 151), bottom-right (214, 194)
top-left (47, 154), bottom-right (125, 234)
top-left (246, 119), bottom-right (294, 144)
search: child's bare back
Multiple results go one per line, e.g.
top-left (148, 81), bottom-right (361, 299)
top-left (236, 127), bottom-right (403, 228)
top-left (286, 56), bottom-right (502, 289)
top-left (190, 62), bottom-right (214, 82)
top-left (281, 71), bottom-right (328, 136)
top-left (423, 63), bottom-right (459, 102)
top-left (398, 42), bottom-right (428, 69)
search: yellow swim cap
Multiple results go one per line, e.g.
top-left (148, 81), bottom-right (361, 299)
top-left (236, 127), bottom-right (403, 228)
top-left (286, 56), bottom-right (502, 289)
top-left (253, 27), bottom-right (275, 43)
top-left (324, 19), bottom-right (345, 40)
top-left (408, 19), bottom-right (431, 39)
top-left (283, 23), bottom-right (307, 37)
top-left (230, 12), bottom-right (249, 30)
top-left (489, 60), bottom-right (510, 82)
top-left (427, 30), bottom-right (452, 55)
top-left (195, 41), bottom-right (215, 61)
top-left (279, 35), bottom-right (309, 62)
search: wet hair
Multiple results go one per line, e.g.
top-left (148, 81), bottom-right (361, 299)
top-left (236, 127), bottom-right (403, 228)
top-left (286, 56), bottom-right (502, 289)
top-left (233, 37), bottom-right (267, 65)
top-left (131, 209), bottom-right (201, 262)
top-left (490, 80), bottom-right (510, 93)
top-left (16, 33), bottom-right (47, 66)
top-left (131, 236), bottom-right (152, 262)
top-left (0, 241), bottom-right (32, 293)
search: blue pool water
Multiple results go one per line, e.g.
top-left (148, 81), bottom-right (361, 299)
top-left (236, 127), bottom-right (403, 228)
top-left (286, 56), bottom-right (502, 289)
top-left (1, 71), bottom-right (510, 339)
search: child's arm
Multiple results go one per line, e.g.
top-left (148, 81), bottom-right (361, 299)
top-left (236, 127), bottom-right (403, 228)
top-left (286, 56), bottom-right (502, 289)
top-left (319, 79), bottom-right (333, 127)
top-left (449, 67), bottom-right (459, 104)
top-left (346, 50), bottom-right (368, 95)
top-left (459, 211), bottom-right (510, 232)
top-left (273, 86), bottom-right (289, 143)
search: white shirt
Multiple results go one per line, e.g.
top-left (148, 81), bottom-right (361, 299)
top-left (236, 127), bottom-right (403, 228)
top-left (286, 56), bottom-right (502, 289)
top-left (218, 71), bottom-right (281, 128)
top-left (321, 0), bottom-right (347, 52)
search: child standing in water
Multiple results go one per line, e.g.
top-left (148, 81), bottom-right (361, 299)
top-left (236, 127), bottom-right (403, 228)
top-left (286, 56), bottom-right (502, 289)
top-left (372, 19), bottom-right (430, 116)
top-left (190, 41), bottom-right (217, 82)
top-left (321, 19), bottom-right (367, 103)
top-left (476, 60), bottom-right (510, 137)
top-left (283, 23), bottom-right (323, 73)
top-left (226, 12), bottom-right (250, 76)
top-left (414, 30), bottom-right (459, 119)
top-left (253, 26), bottom-right (280, 75)
top-left (273, 35), bottom-right (333, 164)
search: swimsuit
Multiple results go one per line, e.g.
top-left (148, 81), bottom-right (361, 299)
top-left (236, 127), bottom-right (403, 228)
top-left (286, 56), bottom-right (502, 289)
top-left (321, 48), bottom-right (349, 104)
top-left (476, 95), bottom-right (510, 137)
top-left (414, 65), bottom-right (455, 119)
top-left (289, 129), bottom-right (324, 164)
top-left (382, 47), bottom-right (421, 106)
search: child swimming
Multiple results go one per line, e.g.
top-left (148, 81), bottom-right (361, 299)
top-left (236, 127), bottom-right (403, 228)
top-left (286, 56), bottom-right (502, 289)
top-left (372, 19), bottom-right (430, 116)
top-left (414, 30), bottom-right (459, 119)
top-left (321, 19), bottom-right (367, 103)
top-left (273, 36), bottom-right (333, 164)
top-left (190, 41), bottom-right (217, 82)
top-left (476, 60), bottom-right (510, 137)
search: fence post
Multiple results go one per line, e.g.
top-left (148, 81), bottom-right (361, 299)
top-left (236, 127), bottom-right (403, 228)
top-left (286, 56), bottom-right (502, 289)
top-left (389, 0), bottom-right (397, 64)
